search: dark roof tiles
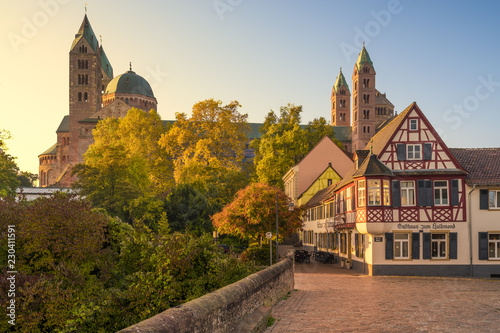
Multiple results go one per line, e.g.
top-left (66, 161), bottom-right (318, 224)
top-left (450, 148), bottom-right (500, 185)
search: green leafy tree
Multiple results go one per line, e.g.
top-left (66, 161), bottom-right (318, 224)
top-left (211, 183), bottom-right (304, 244)
top-left (0, 130), bottom-right (20, 197)
top-left (251, 104), bottom-right (342, 188)
top-left (164, 183), bottom-right (212, 235)
top-left (17, 171), bottom-right (38, 187)
top-left (73, 108), bottom-right (174, 221)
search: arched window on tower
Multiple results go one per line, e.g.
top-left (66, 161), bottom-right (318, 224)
top-left (78, 92), bottom-right (82, 101)
top-left (85, 60), bottom-right (88, 69)
top-left (84, 75), bottom-right (88, 85)
top-left (84, 92), bottom-right (88, 102)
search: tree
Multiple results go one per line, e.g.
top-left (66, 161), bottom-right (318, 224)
top-left (251, 104), bottom-right (342, 188)
top-left (0, 193), bottom-right (115, 332)
top-left (18, 171), bottom-right (38, 187)
top-left (73, 108), bottom-right (174, 221)
top-left (164, 183), bottom-right (212, 235)
top-left (159, 99), bottom-right (251, 207)
top-left (0, 129), bottom-right (20, 196)
top-left (211, 183), bottom-right (304, 244)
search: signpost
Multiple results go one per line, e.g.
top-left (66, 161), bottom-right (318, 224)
top-left (266, 232), bottom-right (272, 266)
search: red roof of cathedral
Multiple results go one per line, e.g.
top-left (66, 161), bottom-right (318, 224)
top-left (450, 148), bottom-right (500, 185)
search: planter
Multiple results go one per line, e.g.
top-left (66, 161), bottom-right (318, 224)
top-left (346, 261), bottom-right (352, 269)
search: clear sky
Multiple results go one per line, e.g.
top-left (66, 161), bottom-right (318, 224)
top-left (2, 0), bottom-right (500, 176)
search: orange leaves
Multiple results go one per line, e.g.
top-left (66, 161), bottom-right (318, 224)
top-left (211, 183), bottom-right (304, 241)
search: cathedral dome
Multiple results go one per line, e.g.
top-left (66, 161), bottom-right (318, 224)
top-left (104, 70), bottom-right (155, 98)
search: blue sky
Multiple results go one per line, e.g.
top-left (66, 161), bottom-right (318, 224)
top-left (2, 0), bottom-right (500, 175)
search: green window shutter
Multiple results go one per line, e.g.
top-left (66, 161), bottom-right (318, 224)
top-left (417, 180), bottom-right (426, 206)
top-left (479, 189), bottom-right (489, 210)
top-left (392, 180), bottom-right (401, 207)
top-left (412, 233), bottom-right (420, 259)
top-left (423, 143), bottom-right (432, 160)
top-left (449, 232), bottom-right (457, 259)
top-left (425, 180), bottom-right (434, 206)
top-left (397, 144), bottom-right (406, 161)
top-left (385, 233), bottom-right (393, 260)
top-left (423, 233), bottom-right (431, 259)
top-left (450, 180), bottom-right (459, 206)
top-left (478, 232), bottom-right (488, 260)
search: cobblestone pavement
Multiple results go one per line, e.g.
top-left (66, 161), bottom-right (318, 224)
top-left (266, 256), bottom-right (500, 332)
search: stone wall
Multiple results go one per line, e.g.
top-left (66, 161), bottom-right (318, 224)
top-left (118, 257), bottom-right (294, 333)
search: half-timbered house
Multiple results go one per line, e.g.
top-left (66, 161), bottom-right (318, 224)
top-left (299, 102), bottom-right (484, 276)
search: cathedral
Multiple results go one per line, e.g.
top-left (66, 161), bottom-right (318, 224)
top-left (38, 14), bottom-right (157, 187)
top-left (330, 45), bottom-right (395, 152)
top-left (38, 14), bottom-right (393, 188)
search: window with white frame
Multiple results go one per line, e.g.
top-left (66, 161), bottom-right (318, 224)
top-left (346, 187), bottom-right (352, 211)
top-left (358, 180), bottom-right (366, 207)
top-left (401, 181), bottom-right (415, 206)
top-left (383, 180), bottom-right (391, 206)
top-left (489, 190), bottom-right (500, 209)
top-left (367, 180), bottom-right (381, 206)
top-left (489, 234), bottom-right (500, 259)
top-left (431, 233), bottom-right (447, 259)
top-left (394, 233), bottom-right (410, 259)
top-left (407, 144), bottom-right (421, 160)
top-left (339, 191), bottom-right (345, 212)
top-left (434, 181), bottom-right (449, 206)
top-left (409, 119), bottom-right (418, 131)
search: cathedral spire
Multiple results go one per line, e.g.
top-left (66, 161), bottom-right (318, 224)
top-left (71, 13), bottom-right (99, 52)
top-left (356, 45), bottom-right (374, 72)
top-left (333, 68), bottom-right (350, 94)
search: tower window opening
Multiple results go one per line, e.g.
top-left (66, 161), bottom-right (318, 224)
top-left (78, 92), bottom-right (82, 101)
top-left (84, 92), bottom-right (88, 102)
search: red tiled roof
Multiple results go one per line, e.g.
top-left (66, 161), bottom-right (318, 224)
top-left (449, 148), bottom-right (500, 185)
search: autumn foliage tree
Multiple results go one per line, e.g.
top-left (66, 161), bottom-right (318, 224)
top-left (159, 98), bottom-right (251, 208)
top-left (211, 183), bottom-right (304, 243)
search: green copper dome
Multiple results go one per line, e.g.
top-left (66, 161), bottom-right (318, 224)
top-left (105, 70), bottom-right (155, 98)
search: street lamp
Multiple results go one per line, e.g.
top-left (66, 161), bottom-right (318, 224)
top-left (276, 193), bottom-right (295, 263)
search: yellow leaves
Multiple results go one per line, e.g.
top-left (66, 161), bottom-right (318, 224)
top-left (159, 98), bottom-right (250, 188)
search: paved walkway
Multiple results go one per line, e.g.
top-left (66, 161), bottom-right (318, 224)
top-left (266, 249), bottom-right (500, 332)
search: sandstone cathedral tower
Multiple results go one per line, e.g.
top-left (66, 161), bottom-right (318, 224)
top-left (38, 14), bottom-right (157, 187)
top-left (331, 45), bottom-right (395, 152)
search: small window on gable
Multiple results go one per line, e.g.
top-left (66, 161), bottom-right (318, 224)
top-left (410, 119), bottom-right (418, 131)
